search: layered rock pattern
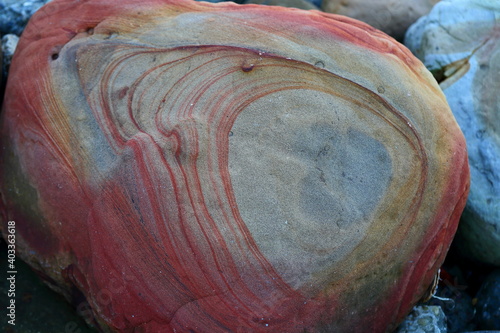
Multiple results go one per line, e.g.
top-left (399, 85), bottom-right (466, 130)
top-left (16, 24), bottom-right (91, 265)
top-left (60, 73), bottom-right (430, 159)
top-left (0, 0), bottom-right (469, 331)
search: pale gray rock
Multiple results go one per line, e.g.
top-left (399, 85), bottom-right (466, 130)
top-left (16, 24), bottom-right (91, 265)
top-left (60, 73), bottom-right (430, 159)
top-left (1, 34), bottom-right (19, 68)
top-left (1, 34), bottom-right (18, 89)
top-left (397, 305), bottom-right (447, 333)
top-left (322, 0), bottom-right (440, 41)
top-left (405, 0), bottom-right (500, 266)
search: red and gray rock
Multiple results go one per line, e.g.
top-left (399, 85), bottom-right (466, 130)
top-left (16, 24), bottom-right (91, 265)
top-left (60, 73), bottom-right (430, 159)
top-left (0, 0), bottom-right (468, 331)
top-left (405, 0), bottom-right (500, 267)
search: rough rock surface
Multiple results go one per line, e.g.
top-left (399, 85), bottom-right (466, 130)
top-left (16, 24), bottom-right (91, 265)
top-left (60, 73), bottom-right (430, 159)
top-left (474, 269), bottom-right (500, 330)
top-left (0, 0), bottom-right (468, 331)
top-left (427, 267), bottom-right (476, 333)
top-left (0, 41), bottom-right (2, 94)
top-left (244, 0), bottom-right (319, 10)
top-left (322, 0), bottom-right (440, 41)
top-left (0, 241), bottom-right (96, 332)
top-left (1, 34), bottom-right (18, 76)
top-left (405, 0), bottom-right (500, 266)
top-left (396, 305), bottom-right (447, 333)
top-left (0, 0), bottom-right (52, 35)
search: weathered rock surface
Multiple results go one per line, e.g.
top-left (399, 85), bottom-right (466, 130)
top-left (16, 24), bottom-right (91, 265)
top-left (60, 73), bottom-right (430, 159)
top-left (474, 269), bottom-right (500, 330)
top-left (1, 34), bottom-right (18, 72)
top-left (0, 0), bottom-right (468, 331)
top-left (405, 0), bottom-right (500, 266)
top-left (427, 266), bottom-right (476, 333)
top-left (396, 305), bottom-right (447, 333)
top-left (0, 0), bottom-right (52, 35)
top-left (0, 241), bottom-right (96, 332)
top-left (322, 0), bottom-right (440, 41)
top-left (244, 0), bottom-right (319, 10)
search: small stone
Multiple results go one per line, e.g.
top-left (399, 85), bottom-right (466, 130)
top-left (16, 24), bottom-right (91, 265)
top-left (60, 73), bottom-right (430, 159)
top-left (405, 0), bottom-right (500, 266)
top-left (474, 269), bottom-right (500, 330)
top-left (397, 305), bottom-right (447, 333)
top-left (1, 34), bottom-right (18, 93)
top-left (1, 34), bottom-right (19, 69)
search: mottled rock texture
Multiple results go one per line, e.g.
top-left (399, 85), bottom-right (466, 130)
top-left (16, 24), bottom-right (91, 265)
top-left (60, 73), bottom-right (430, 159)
top-left (1, 34), bottom-right (18, 72)
top-left (322, 0), bottom-right (440, 41)
top-left (0, 0), bottom-right (468, 332)
top-left (396, 305), bottom-right (447, 333)
top-left (0, 0), bottom-right (52, 35)
top-left (406, 0), bottom-right (500, 266)
top-left (474, 269), bottom-right (500, 330)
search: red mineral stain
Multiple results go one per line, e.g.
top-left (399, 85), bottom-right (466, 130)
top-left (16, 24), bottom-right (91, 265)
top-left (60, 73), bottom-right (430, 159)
top-left (0, 0), bottom-right (469, 332)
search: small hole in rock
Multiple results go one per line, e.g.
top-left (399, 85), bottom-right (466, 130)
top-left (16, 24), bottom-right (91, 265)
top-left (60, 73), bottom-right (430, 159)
top-left (314, 61), bottom-right (325, 68)
top-left (242, 64), bottom-right (254, 72)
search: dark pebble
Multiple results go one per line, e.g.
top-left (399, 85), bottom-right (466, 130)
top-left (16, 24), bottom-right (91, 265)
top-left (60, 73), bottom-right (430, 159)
top-left (474, 269), bottom-right (500, 330)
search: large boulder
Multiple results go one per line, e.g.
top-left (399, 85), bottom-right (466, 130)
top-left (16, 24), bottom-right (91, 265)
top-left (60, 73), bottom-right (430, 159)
top-left (321, 0), bottom-right (440, 41)
top-left (0, 0), bottom-right (468, 331)
top-left (405, 0), bottom-right (500, 266)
